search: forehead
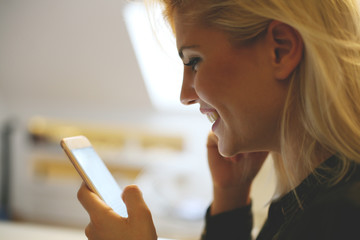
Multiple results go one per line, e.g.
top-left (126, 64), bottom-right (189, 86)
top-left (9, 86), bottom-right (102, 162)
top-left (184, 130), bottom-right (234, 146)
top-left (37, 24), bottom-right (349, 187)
top-left (173, 11), bottom-right (196, 48)
top-left (174, 11), bottom-right (230, 50)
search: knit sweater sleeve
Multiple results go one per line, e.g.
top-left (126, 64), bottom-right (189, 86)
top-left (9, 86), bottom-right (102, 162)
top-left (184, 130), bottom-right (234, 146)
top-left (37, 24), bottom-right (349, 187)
top-left (201, 203), bottom-right (253, 240)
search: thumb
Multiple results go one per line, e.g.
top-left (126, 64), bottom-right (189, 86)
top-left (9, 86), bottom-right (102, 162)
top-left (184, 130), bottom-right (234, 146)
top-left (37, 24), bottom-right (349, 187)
top-left (122, 185), bottom-right (151, 220)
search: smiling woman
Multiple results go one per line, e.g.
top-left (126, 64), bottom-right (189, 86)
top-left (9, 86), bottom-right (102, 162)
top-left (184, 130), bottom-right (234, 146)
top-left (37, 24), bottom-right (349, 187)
top-left (76, 0), bottom-right (360, 239)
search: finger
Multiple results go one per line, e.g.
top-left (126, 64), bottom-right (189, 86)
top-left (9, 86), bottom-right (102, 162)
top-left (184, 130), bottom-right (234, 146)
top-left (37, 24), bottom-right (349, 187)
top-left (85, 223), bottom-right (92, 239)
top-left (122, 185), bottom-right (151, 221)
top-left (207, 132), bottom-right (222, 160)
top-left (84, 222), bottom-right (100, 240)
top-left (206, 131), bottom-right (219, 148)
top-left (77, 182), bottom-right (112, 218)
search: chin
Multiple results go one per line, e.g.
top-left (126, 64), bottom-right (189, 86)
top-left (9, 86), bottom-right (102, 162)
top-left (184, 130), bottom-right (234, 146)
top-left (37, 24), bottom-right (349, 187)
top-left (218, 135), bottom-right (258, 158)
top-left (217, 140), bottom-right (239, 158)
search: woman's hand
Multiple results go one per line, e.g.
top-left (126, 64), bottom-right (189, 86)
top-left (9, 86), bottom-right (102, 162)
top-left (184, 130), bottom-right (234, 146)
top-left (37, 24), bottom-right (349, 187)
top-left (207, 132), bottom-right (268, 215)
top-left (77, 183), bottom-right (157, 240)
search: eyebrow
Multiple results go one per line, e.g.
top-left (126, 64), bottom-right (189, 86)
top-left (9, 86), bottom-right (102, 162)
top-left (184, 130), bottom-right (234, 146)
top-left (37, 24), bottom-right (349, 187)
top-left (178, 45), bottom-right (200, 59)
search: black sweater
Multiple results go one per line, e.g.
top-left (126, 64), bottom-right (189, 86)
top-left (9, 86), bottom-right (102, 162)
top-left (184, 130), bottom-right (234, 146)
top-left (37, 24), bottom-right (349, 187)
top-left (201, 156), bottom-right (360, 240)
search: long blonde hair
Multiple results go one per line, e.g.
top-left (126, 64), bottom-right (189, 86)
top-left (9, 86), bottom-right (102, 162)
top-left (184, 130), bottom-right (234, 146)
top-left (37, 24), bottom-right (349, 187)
top-left (147, 0), bottom-right (360, 196)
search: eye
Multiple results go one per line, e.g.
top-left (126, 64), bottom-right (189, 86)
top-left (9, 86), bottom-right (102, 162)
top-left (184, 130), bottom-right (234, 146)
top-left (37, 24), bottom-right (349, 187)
top-left (184, 57), bottom-right (201, 72)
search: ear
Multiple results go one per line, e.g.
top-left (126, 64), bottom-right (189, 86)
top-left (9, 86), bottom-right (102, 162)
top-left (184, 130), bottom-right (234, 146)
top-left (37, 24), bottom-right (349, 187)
top-left (267, 21), bottom-right (304, 80)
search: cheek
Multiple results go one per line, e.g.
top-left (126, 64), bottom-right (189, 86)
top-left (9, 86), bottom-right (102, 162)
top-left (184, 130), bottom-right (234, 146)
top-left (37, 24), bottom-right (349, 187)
top-left (193, 68), bottom-right (217, 102)
top-left (195, 62), bottom-right (238, 102)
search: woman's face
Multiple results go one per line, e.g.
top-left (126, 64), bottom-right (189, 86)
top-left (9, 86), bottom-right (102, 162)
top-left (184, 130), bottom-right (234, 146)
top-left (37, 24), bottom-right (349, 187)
top-left (175, 14), bottom-right (290, 157)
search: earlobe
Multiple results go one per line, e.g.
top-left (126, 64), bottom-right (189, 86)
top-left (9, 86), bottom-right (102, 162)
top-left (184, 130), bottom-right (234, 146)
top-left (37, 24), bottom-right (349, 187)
top-left (268, 21), bottom-right (304, 80)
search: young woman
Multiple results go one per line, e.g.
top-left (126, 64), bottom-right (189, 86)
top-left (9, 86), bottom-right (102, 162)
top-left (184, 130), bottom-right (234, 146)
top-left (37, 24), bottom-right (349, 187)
top-left (77, 0), bottom-right (360, 239)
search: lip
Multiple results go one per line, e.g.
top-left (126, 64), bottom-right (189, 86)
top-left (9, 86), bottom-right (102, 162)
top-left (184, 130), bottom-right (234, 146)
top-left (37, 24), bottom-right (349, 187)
top-left (200, 107), bottom-right (218, 118)
top-left (200, 107), bottom-right (215, 114)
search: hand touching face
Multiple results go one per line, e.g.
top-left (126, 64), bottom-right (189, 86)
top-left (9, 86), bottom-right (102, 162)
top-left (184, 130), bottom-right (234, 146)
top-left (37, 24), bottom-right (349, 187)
top-left (206, 132), bottom-right (268, 214)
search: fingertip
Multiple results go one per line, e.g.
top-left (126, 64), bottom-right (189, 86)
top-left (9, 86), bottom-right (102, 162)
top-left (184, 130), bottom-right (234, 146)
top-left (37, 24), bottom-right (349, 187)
top-left (122, 185), bottom-right (152, 220)
top-left (122, 185), bottom-right (143, 202)
top-left (207, 131), bottom-right (218, 148)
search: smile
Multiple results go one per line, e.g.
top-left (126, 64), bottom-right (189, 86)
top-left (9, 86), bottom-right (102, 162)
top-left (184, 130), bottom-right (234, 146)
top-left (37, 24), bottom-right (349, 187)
top-left (206, 111), bottom-right (219, 123)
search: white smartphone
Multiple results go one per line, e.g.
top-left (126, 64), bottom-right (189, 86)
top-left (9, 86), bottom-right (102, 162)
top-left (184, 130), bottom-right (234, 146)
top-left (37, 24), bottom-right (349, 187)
top-left (60, 135), bottom-right (128, 217)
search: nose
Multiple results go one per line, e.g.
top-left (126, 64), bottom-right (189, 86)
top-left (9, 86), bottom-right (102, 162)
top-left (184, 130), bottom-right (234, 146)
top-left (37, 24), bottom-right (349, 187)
top-left (180, 71), bottom-right (199, 105)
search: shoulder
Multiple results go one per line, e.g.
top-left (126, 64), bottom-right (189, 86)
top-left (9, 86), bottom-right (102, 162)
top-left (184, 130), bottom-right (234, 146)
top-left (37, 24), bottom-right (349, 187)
top-left (308, 172), bottom-right (360, 217)
top-left (311, 158), bottom-right (360, 209)
top-left (310, 179), bottom-right (360, 220)
top-left (281, 178), bottom-right (360, 240)
top-left (316, 164), bottom-right (360, 207)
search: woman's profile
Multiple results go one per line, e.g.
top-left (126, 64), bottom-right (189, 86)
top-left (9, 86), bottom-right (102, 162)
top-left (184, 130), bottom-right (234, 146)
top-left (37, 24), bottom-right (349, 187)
top-left (77, 1), bottom-right (360, 239)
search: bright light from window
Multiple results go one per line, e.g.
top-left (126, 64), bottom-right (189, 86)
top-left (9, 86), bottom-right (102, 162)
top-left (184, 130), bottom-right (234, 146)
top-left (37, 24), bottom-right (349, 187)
top-left (123, 2), bottom-right (197, 113)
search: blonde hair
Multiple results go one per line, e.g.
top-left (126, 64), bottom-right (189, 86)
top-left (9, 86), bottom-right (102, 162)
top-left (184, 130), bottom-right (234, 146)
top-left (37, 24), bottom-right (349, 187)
top-left (147, 0), bottom-right (360, 196)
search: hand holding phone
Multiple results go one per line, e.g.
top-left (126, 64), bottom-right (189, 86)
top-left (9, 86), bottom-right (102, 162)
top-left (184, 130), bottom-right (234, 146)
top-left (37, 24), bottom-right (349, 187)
top-left (61, 135), bottom-right (128, 217)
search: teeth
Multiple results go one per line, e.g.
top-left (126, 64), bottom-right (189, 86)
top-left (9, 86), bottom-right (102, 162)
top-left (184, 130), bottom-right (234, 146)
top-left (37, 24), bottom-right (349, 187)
top-left (206, 112), bottom-right (219, 123)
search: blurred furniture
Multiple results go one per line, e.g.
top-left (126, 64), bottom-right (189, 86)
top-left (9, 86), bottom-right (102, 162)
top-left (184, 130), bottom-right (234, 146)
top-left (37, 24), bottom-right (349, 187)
top-left (0, 120), bottom-right (13, 220)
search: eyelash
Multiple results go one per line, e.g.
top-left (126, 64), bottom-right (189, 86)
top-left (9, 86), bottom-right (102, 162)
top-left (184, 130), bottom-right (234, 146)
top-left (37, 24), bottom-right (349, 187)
top-left (184, 57), bottom-right (201, 72)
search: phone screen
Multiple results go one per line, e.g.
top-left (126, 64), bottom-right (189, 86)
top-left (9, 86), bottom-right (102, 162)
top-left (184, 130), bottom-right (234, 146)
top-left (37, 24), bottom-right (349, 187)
top-left (71, 146), bottom-right (128, 217)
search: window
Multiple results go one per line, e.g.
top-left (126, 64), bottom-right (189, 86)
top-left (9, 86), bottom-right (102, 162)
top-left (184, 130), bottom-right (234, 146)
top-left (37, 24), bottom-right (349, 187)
top-left (123, 2), bottom-right (197, 113)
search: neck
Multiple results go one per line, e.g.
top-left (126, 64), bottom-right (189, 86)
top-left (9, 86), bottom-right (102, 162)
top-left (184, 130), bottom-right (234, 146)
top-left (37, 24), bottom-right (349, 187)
top-left (272, 137), bottom-right (333, 198)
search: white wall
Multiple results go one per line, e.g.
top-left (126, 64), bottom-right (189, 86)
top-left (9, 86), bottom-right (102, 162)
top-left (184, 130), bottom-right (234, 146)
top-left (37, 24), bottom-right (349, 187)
top-left (0, 0), bottom-right (153, 121)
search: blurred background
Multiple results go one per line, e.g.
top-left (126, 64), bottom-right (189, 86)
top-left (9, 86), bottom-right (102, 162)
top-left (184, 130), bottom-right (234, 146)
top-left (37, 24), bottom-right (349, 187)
top-left (0, 0), bottom-right (275, 239)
